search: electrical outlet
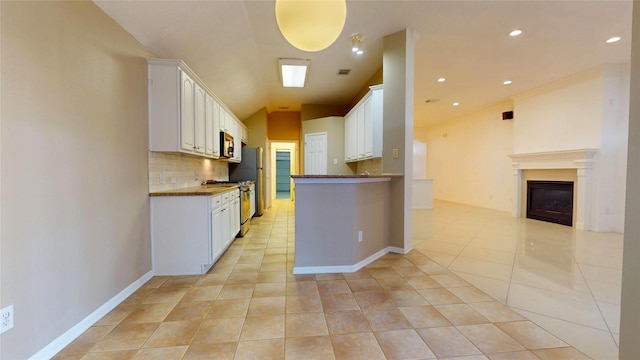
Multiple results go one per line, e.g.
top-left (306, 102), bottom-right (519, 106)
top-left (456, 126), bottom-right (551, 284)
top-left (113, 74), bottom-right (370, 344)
top-left (1, 305), bottom-right (14, 334)
top-left (333, 158), bottom-right (338, 165)
top-left (392, 148), bottom-right (399, 159)
top-left (358, 230), bottom-right (363, 243)
top-left (193, 172), bottom-right (199, 181)
top-left (159, 172), bottom-right (165, 184)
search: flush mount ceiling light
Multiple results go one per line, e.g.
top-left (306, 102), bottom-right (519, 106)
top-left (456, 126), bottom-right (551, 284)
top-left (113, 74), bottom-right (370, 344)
top-left (509, 29), bottom-right (523, 37)
top-left (503, 80), bottom-right (513, 85)
top-left (453, 102), bottom-right (460, 106)
top-left (437, 77), bottom-right (446, 83)
top-left (279, 58), bottom-right (310, 88)
top-left (275, 0), bottom-right (346, 52)
top-left (606, 36), bottom-right (621, 43)
top-left (351, 33), bottom-right (364, 55)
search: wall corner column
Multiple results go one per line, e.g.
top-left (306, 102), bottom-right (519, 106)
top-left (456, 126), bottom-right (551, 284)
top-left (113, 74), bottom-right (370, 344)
top-left (382, 29), bottom-right (416, 253)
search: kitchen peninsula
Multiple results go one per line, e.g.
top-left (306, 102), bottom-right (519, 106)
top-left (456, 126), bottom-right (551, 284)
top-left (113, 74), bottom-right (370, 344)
top-left (291, 174), bottom-right (403, 274)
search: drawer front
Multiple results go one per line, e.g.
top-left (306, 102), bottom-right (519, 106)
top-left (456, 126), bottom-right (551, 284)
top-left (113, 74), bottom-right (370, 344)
top-left (212, 194), bottom-right (223, 210)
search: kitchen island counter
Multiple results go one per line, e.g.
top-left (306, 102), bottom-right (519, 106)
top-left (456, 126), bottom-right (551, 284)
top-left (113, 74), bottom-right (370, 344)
top-left (292, 174), bottom-right (403, 274)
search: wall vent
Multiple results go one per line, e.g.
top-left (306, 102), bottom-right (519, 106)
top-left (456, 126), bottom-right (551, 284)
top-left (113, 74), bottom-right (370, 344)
top-left (337, 69), bottom-right (351, 75)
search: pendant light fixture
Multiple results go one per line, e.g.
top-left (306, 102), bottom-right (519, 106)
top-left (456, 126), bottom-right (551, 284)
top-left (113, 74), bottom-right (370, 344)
top-left (275, 0), bottom-right (346, 52)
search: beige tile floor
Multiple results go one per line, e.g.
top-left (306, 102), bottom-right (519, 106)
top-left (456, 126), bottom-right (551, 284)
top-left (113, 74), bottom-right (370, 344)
top-left (413, 200), bottom-right (623, 360)
top-left (54, 199), bottom-right (592, 360)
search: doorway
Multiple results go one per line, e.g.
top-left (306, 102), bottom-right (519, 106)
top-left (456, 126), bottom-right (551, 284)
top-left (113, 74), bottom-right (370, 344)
top-left (276, 150), bottom-right (291, 199)
top-left (269, 141), bottom-right (298, 202)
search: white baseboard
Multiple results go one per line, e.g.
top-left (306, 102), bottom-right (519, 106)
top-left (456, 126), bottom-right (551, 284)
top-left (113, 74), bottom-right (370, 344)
top-left (293, 247), bottom-right (394, 274)
top-left (388, 245), bottom-right (414, 254)
top-left (29, 270), bottom-right (154, 360)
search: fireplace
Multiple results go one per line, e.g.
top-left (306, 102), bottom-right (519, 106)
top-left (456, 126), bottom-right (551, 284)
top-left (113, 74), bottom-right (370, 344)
top-left (526, 181), bottom-right (574, 226)
top-left (509, 149), bottom-right (596, 230)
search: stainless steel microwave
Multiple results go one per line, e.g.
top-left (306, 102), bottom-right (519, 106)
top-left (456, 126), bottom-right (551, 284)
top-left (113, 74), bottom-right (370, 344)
top-left (220, 131), bottom-right (234, 158)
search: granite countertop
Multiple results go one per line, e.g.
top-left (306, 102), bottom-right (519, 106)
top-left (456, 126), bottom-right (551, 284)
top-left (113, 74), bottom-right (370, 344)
top-left (291, 173), bottom-right (403, 179)
top-left (149, 184), bottom-right (239, 196)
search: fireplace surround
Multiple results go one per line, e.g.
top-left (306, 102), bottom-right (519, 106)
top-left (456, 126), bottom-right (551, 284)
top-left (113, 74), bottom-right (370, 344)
top-left (509, 149), bottom-right (597, 230)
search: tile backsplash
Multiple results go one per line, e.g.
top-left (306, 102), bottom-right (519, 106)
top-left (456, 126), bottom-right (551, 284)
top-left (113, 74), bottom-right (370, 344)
top-left (148, 152), bottom-right (229, 192)
top-left (357, 158), bottom-right (382, 175)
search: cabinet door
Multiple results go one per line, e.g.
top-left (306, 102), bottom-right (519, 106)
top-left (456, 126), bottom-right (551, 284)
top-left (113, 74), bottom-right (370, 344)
top-left (222, 203), bottom-right (230, 248)
top-left (194, 84), bottom-right (206, 154)
top-left (212, 98), bottom-right (220, 157)
top-left (180, 71), bottom-right (195, 152)
top-left (356, 105), bottom-right (365, 159)
top-left (363, 96), bottom-right (374, 158)
top-left (345, 113), bottom-right (357, 162)
top-left (212, 207), bottom-right (224, 260)
top-left (204, 93), bottom-right (215, 157)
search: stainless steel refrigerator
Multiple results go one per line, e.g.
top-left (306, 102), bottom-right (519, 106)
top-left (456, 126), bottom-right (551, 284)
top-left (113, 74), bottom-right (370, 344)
top-left (230, 147), bottom-right (264, 216)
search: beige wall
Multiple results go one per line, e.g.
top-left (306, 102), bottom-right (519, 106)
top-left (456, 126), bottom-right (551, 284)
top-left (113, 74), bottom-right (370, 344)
top-left (301, 104), bottom-right (348, 121)
top-left (301, 116), bottom-right (353, 175)
top-left (242, 107), bottom-right (268, 150)
top-left (1, 2), bottom-right (153, 358)
top-left (349, 67), bottom-right (383, 109)
top-left (382, 30), bottom-right (415, 251)
top-left (268, 111), bottom-right (301, 141)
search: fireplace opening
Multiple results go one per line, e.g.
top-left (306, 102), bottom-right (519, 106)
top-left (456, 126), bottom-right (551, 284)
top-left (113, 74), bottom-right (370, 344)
top-left (526, 181), bottom-right (574, 226)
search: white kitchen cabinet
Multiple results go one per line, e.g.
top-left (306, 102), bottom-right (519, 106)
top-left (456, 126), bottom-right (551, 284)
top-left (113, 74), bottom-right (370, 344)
top-left (212, 194), bottom-right (224, 260)
top-left (231, 191), bottom-right (240, 240)
top-left (205, 93), bottom-right (219, 157)
top-left (148, 58), bottom-right (240, 160)
top-left (151, 187), bottom-right (240, 276)
top-left (180, 71), bottom-right (196, 152)
top-left (344, 112), bottom-right (357, 162)
top-left (221, 191), bottom-right (231, 249)
top-left (241, 124), bottom-right (249, 144)
top-left (151, 195), bottom-right (214, 275)
top-left (194, 83), bottom-right (206, 155)
top-left (344, 85), bottom-right (383, 163)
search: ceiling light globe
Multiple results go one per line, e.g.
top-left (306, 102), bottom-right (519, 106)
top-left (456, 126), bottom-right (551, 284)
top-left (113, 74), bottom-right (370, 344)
top-left (275, 0), bottom-right (347, 52)
top-left (509, 29), bottom-right (522, 37)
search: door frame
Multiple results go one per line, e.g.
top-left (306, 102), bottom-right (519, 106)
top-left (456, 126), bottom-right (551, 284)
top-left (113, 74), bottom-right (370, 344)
top-left (269, 141), bottom-right (298, 202)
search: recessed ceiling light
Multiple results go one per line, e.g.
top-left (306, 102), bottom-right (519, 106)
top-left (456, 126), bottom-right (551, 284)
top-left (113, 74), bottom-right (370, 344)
top-left (606, 36), bottom-right (621, 43)
top-left (503, 80), bottom-right (512, 85)
top-left (453, 102), bottom-right (460, 107)
top-left (509, 29), bottom-right (522, 37)
top-left (437, 77), bottom-right (446, 83)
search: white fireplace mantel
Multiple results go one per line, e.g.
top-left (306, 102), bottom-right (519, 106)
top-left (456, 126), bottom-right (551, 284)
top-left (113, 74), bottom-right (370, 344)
top-left (509, 149), bottom-right (597, 230)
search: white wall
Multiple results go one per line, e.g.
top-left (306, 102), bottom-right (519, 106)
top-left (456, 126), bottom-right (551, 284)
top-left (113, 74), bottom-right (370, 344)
top-left (413, 140), bottom-right (427, 179)
top-left (513, 65), bottom-right (629, 232)
top-left (423, 65), bottom-right (629, 232)
top-left (1, 2), bottom-right (153, 358)
top-left (418, 103), bottom-right (514, 212)
top-left (513, 68), bottom-right (605, 154)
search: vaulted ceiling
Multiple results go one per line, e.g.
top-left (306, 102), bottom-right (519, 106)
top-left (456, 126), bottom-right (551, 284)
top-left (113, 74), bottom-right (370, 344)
top-left (95, 0), bottom-right (632, 129)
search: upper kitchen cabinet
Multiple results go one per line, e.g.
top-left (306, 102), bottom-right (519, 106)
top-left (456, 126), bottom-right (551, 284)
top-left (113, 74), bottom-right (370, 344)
top-left (147, 58), bottom-right (240, 160)
top-left (345, 85), bottom-right (383, 163)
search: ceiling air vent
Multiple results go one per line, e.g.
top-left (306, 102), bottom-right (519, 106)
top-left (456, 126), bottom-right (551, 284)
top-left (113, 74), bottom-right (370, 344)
top-left (337, 69), bottom-right (351, 75)
top-left (278, 106), bottom-right (290, 110)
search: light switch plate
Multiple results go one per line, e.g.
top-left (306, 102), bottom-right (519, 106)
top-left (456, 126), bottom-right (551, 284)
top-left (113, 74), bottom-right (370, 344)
top-left (392, 149), bottom-right (399, 159)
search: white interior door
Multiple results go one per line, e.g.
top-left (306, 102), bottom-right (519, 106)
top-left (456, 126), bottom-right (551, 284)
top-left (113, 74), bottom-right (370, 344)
top-left (304, 132), bottom-right (327, 175)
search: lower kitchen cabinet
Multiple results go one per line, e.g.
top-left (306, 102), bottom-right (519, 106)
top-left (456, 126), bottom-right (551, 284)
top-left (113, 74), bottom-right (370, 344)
top-left (151, 188), bottom-right (239, 275)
